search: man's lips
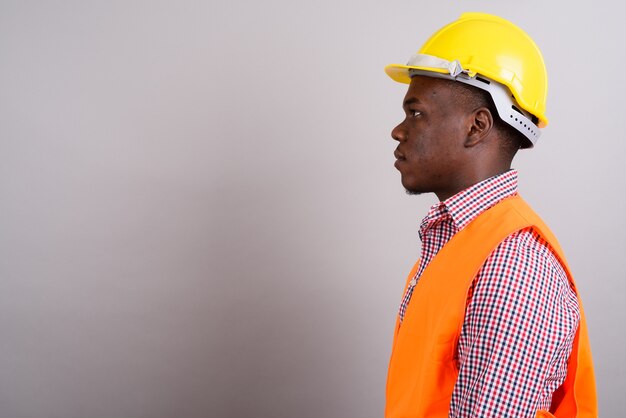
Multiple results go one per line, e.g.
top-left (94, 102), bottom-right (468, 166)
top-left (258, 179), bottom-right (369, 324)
top-left (394, 150), bottom-right (406, 161)
top-left (394, 150), bottom-right (406, 169)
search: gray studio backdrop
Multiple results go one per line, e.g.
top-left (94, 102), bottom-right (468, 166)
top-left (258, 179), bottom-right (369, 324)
top-left (1, 0), bottom-right (624, 417)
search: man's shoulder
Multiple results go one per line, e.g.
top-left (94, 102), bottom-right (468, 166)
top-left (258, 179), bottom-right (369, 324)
top-left (485, 227), bottom-right (578, 300)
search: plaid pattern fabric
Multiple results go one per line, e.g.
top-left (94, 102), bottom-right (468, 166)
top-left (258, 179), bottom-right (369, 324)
top-left (397, 170), bottom-right (580, 417)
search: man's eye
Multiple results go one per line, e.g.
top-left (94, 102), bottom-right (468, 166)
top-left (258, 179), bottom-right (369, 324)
top-left (409, 110), bottom-right (422, 117)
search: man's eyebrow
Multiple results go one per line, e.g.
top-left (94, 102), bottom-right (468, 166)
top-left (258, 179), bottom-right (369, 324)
top-left (403, 97), bottom-right (421, 107)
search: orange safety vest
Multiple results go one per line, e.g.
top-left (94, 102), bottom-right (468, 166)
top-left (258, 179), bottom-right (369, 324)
top-left (385, 195), bottom-right (597, 418)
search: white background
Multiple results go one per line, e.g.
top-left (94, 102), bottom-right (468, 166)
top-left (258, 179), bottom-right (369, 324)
top-left (1, 0), bottom-right (623, 416)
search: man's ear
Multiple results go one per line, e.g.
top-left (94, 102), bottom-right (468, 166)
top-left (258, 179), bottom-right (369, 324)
top-left (465, 107), bottom-right (494, 147)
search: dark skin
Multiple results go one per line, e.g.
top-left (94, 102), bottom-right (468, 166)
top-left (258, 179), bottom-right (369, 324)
top-left (392, 75), bottom-right (515, 201)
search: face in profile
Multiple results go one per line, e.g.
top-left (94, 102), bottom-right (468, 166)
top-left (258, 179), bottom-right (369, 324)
top-left (391, 75), bottom-right (472, 198)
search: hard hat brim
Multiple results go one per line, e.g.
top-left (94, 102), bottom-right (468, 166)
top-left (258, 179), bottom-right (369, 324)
top-left (384, 63), bottom-right (450, 85)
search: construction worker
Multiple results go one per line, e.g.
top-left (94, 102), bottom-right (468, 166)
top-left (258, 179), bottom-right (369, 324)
top-left (384, 13), bottom-right (597, 418)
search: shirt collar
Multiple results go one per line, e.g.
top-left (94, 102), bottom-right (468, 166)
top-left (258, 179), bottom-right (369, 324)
top-left (419, 170), bottom-right (519, 240)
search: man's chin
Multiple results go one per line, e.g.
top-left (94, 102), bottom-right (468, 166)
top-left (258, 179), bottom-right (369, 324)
top-left (401, 179), bottom-right (423, 195)
top-left (405, 188), bottom-right (423, 196)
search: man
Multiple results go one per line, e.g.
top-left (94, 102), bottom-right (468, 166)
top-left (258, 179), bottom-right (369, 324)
top-left (383, 13), bottom-right (597, 418)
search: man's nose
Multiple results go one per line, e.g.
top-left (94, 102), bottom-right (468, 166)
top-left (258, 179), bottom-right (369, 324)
top-left (391, 121), bottom-right (407, 142)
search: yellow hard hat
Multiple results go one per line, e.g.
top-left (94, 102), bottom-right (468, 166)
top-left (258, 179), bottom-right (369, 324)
top-left (385, 13), bottom-right (548, 148)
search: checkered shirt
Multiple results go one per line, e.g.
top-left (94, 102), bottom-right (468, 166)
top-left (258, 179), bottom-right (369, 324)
top-left (397, 170), bottom-right (580, 418)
